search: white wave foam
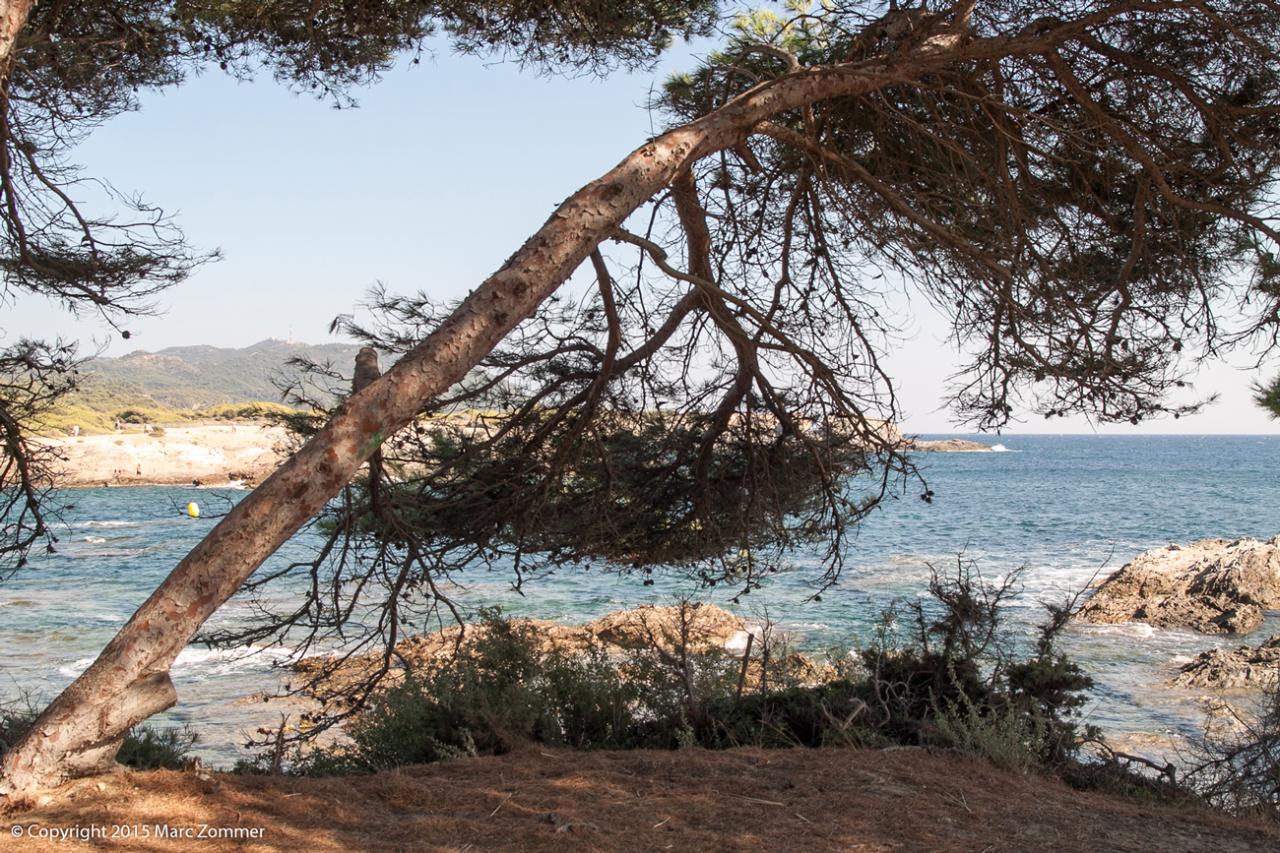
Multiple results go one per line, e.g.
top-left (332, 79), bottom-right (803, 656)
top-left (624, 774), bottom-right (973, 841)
top-left (1082, 622), bottom-right (1157, 639)
top-left (57, 657), bottom-right (93, 678)
top-left (63, 547), bottom-right (150, 559)
top-left (84, 610), bottom-right (126, 623)
top-left (172, 644), bottom-right (292, 675)
top-left (724, 630), bottom-right (751, 654)
top-left (990, 443), bottom-right (1010, 452)
top-left (83, 535), bottom-right (107, 544)
top-left (80, 520), bottom-right (139, 528)
top-left (58, 645), bottom-right (291, 680)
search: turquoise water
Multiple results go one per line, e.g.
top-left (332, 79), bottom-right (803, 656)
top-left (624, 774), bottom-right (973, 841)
top-left (2, 434), bottom-right (1277, 765)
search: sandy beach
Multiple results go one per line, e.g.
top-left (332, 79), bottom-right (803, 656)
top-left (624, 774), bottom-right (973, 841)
top-left (40, 423), bottom-right (290, 488)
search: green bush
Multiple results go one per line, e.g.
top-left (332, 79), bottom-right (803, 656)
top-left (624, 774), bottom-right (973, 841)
top-left (199, 402), bottom-right (296, 420)
top-left (240, 560), bottom-right (1211, 820)
top-left (270, 570), bottom-right (1106, 781)
top-left (283, 612), bottom-right (659, 775)
top-left (704, 680), bottom-right (878, 748)
top-left (114, 724), bottom-right (198, 770)
top-left (1060, 758), bottom-right (1197, 806)
top-left (932, 693), bottom-right (1049, 773)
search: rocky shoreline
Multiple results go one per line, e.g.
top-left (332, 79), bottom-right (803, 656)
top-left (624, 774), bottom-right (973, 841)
top-left (1079, 536), bottom-right (1280, 690)
top-left (905, 437), bottom-right (999, 452)
top-left (294, 603), bottom-right (831, 696)
top-left (40, 423), bottom-right (999, 489)
top-left (37, 422), bottom-right (288, 488)
top-left (1079, 536), bottom-right (1280, 635)
top-left (1174, 635), bottom-right (1280, 690)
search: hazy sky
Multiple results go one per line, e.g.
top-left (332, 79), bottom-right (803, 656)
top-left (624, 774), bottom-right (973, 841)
top-left (6, 39), bottom-right (1278, 435)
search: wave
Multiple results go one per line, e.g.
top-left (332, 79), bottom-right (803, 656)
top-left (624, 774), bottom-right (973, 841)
top-left (60, 546), bottom-right (155, 560)
top-left (57, 657), bottom-right (93, 678)
top-left (83, 536), bottom-right (107, 544)
top-left (990, 443), bottom-right (1010, 452)
top-left (1079, 622), bottom-right (1157, 639)
top-left (172, 644), bottom-right (294, 676)
top-left (57, 644), bottom-right (292, 680)
top-left (79, 520), bottom-right (141, 528)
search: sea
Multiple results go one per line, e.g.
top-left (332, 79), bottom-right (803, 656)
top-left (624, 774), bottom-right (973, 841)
top-left (2, 434), bottom-right (1277, 767)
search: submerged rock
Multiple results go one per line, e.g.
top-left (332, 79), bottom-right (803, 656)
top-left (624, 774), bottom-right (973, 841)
top-left (1078, 536), bottom-right (1280, 634)
top-left (1173, 635), bottom-right (1280, 689)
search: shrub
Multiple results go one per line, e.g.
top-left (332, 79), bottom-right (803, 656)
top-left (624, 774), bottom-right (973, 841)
top-left (286, 612), bottom-right (654, 774)
top-left (114, 724), bottom-right (198, 770)
top-left (269, 570), bottom-right (1104, 781)
top-left (199, 402), bottom-right (296, 420)
top-left (1060, 758), bottom-right (1197, 807)
top-left (1188, 685), bottom-right (1280, 822)
top-left (933, 693), bottom-right (1049, 773)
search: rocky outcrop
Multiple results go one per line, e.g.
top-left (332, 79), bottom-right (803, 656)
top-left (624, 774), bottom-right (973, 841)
top-left (586, 604), bottom-right (746, 652)
top-left (1078, 536), bottom-right (1280, 634)
top-left (296, 603), bottom-right (749, 683)
top-left (904, 438), bottom-right (995, 452)
top-left (42, 423), bottom-right (287, 487)
top-left (1173, 635), bottom-right (1280, 689)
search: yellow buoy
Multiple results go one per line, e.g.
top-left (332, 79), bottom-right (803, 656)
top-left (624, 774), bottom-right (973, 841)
top-left (186, 501), bottom-right (200, 518)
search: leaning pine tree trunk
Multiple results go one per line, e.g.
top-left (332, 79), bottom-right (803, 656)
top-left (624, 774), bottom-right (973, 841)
top-left (0, 0), bottom-right (33, 76)
top-left (0, 31), bottom-right (1010, 793)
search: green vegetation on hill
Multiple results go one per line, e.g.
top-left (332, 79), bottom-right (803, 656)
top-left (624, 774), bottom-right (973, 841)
top-left (40, 394), bottom-right (297, 434)
top-left (39, 339), bottom-right (356, 433)
top-left (82, 338), bottom-right (361, 410)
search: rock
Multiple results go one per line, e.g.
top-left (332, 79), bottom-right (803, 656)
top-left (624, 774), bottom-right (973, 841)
top-left (585, 604), bottom-right (745, 652)
top-left (1173, 635), bottom-right (1280, 689)
top-left (904, 438), bottom-right (994, 452)
top-left (295, 604), bottom-right (747, 687)
top-left (38, 423), bottom-right (286, 487)
top-left (1078, 536), bottom-right (1280, 634)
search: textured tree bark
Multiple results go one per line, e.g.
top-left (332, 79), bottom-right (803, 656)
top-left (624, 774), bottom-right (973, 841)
top-left (0, 0), bottom-right (32, 77)
top-left (0, 25), bottom-right (1062, 793)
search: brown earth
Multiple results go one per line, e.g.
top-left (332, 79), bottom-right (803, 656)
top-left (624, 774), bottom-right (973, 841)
top-left (2, 747), bottom-right (1274, 852)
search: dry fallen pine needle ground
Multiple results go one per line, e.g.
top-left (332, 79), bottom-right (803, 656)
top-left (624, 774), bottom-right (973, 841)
top-left (2, 746), bottom-right (1276, 852)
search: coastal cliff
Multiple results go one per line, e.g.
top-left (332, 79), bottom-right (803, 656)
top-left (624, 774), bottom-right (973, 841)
top-left (39, 424), bottom-right (288, 488)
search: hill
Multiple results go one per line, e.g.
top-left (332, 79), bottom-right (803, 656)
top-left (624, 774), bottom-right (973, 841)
top-left (80, 339), bottom-right (363, 410)
top-left (42, 340), bottom-right (362, 433)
